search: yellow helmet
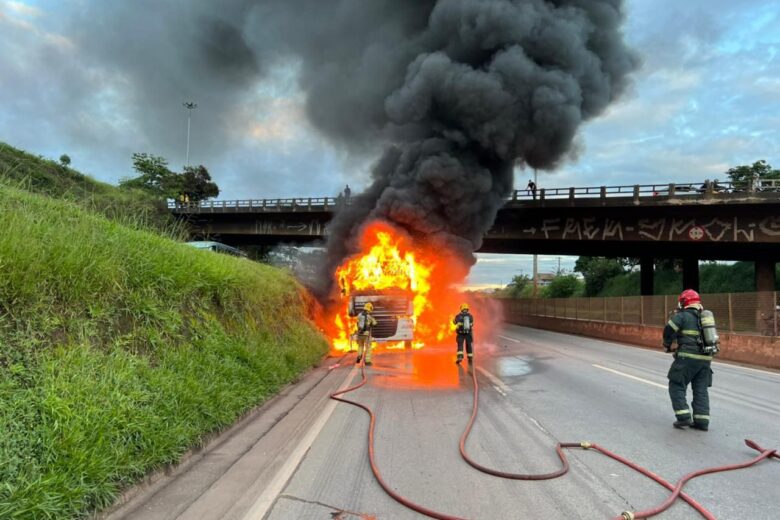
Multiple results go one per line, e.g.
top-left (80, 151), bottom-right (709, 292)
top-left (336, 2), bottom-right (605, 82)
top-left (364, 302), bottom-right (374, 312)
top-left (460, 303), bottom-right (469, 311)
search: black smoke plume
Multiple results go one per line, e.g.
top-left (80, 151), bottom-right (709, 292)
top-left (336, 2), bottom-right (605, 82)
top-left (51, 0), bottom-right (638, 298)
top-left (270, 0), bottom-right (641, 298)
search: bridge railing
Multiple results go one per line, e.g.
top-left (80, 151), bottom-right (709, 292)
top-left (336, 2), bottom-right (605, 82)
top-left (168, 197), bottom-right (341, 212)
top-left (509, 179), bottom-right (780, 201)
top-left (169, 179), bottom-right (780, 212)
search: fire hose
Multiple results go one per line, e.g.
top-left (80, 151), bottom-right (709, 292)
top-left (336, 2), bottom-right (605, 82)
top-left (330, 355), bottom-right (778, 519)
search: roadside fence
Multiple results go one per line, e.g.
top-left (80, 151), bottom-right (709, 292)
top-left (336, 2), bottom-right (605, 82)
top-left (503, 292), bottom-right (779, 336)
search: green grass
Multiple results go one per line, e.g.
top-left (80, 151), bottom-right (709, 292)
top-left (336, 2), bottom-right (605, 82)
top-left (0, 182), bottom-right (328, 519)
top-left (599, 269), bottom-right (682, 296)
top-left (0, 142), bottom-right (171, 231)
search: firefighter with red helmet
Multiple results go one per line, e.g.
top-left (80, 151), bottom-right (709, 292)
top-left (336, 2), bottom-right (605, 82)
top-left (663, 289), bottom-right (715, 431)
top-left (454, 303), bottom-right (474, 364)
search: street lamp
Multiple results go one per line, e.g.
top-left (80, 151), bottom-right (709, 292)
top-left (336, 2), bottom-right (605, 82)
top-left (533, 168), bottom-right (539, 297)
top-left (183, 102), bottom-right (198, 166)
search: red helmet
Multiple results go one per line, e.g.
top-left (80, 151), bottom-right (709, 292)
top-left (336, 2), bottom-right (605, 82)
top-left (679, 289), bottom-right (701, 307)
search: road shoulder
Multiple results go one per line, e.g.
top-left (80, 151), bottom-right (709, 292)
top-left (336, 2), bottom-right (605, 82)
top-left (101, 356), bottom-right (356, 520)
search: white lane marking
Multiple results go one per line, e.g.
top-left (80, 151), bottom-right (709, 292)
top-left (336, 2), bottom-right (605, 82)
top-left (713, 361), bottom-right (780, 378)
top-left (242, 365), bottom-right (358, 520)
top-left (476, 366), bottom-right (511, 395)
top-left (592, 364), bottom-right (667, 390)
top-left (501, 331), bottom-right (780, 379)
top-left (492, 385), bottom-right (507, 397)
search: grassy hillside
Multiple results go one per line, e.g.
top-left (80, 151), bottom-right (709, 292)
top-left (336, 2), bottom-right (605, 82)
top-left (0, 182), bottom-right (329, 518)
top-left (0, 142), bottom-right (170, 230)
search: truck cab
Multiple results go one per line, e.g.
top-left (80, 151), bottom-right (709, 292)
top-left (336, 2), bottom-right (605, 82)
top-left (347, 290), bottom-right (414, 347)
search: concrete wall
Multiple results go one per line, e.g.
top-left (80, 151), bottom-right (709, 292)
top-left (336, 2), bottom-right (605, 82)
top-left (503, 306), bottom-right (780, 370)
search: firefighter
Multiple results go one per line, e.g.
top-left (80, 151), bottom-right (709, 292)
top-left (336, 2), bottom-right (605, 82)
top-left (356, 302), bottom-right (377, 366)
top-left (663, 289), bottom-right (714, 431)
top-left (454, 303), bottom-right (474, 364)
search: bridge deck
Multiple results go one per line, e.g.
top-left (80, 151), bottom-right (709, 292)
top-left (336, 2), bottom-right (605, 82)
top-left (169, 180), bottom-right (780, 214)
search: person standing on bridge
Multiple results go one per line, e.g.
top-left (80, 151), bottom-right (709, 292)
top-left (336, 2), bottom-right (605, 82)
top-left (663, 289), bottom-right (715, 431)
top-left (356, 302), bottom-right (377, 366)
top-left (454, 303), bottom-right (475, 364)
top-left (344, 184), bottom-right (351, 204)
top-left (526, 179), bottom-right (537, 200)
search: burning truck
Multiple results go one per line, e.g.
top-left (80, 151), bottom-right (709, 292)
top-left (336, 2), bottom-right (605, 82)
top-left (346, 290), bottom-right (415, 349)
top-left (324, 221), bottom-right (472, 353)
top-left (329, 222), bottom-right (431, 352)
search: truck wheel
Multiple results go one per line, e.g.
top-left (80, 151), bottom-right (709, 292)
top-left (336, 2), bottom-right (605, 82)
top-left (404, 341), bottom-right (412, 349)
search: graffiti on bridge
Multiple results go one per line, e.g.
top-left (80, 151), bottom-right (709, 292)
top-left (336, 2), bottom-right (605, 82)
top-left (489, 215), bottom-right (780, 242)
top-left (252, 220), bottom-right (327, 236)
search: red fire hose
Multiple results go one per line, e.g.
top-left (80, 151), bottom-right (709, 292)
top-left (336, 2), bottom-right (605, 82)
top-left (459, 364), bottom-right (720, 518)
top-left (612, 439), bottom-right (778, 520)
top-left (331, 356), bottom-right (778, 519)
top-left (331, 361), bottom-right (467, 520)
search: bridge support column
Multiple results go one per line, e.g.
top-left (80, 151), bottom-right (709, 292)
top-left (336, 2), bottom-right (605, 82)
top-left (682, 257), bottom-right (699, 292)
top-left (640, 257), bottom-right (654, 296)
top-left (755, 259), bottom-right (777, 334)
top-left (755, 258), bottom-right (777, 293)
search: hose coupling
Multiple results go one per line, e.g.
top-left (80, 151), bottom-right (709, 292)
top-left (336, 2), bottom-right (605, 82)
top-left (580, 441), bottom-right (592, 449)
top-left (621, 512), bottom-right (635, 520)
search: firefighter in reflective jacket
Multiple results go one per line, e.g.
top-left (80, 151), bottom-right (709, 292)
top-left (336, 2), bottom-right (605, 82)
top-left (454, 303), bottom-right (474, 364)
top-left (663, 289), bottom-right (713, 431)
top-left (356, 302), bottom-right (378, 366)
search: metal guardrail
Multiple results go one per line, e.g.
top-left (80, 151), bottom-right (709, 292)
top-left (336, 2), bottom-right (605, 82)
top-left (168, 179), bottom-right (780, 213)
top-left (504, 291), bottom-right (780, 336)
top-left (168, 197), bottom-right (341, 212)
top-left (510, 179), bottom-right (780, 201)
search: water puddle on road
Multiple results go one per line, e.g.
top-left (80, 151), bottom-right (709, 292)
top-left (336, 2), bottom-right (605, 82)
top-left (496, 356), bottom-right (534, 378)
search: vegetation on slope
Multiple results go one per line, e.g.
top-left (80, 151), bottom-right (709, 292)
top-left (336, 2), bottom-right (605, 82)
top-left (0, 142), bottom-right (170, 230)
top-left (597, 261), bottom-right (776, 297)
top-left (498, 261), bottom-right (780, 299)
top-left (0, 182), bottom-right (328, 518)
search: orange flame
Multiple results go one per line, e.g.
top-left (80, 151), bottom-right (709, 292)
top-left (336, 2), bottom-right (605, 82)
top-left (320, 221), bottom-right (474, 353)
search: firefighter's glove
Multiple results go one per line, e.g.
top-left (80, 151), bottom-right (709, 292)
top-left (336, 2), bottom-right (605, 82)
top-left (664, 344), bottom-right (672, 353)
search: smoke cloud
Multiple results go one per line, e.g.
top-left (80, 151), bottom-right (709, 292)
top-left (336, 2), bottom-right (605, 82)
top-left (11, 0), bottom-right (638, 296)
top-left (271, 0), bottom-right (641, 297)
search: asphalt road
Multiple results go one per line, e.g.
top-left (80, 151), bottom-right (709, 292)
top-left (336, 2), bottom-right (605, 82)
top-left (264, 325), bottom-right (780, 520)
top-left (113, 325), bottom-right (780, 520)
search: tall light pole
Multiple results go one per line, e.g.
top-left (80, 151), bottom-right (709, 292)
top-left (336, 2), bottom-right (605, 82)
top-left (533, 168), bottom-right (539, 297)
top-left (183, 102), bottom-right (197, 166)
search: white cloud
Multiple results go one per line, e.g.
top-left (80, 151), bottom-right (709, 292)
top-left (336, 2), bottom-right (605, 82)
top-left (2, 1), bottom-right (41, 17)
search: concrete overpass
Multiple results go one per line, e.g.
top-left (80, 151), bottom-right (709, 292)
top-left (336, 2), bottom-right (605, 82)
top-left (171, 180), bottom-right (780, 294)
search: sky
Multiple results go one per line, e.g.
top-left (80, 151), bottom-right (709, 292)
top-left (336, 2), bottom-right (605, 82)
top-left (1, 0), bottom-right (778, 288)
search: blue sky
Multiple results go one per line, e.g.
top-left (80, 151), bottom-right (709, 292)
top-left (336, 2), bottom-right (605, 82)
top-left (1, 0), bottom-right (778, 288)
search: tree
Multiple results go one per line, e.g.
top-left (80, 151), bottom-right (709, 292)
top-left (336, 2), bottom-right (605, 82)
top-left (574, 257), bottom-right (627, 296)
top-left (504, 274), bottom-right (530, 298)
top-left (119, 154), bottom-right (220, 202)
top-left (181, 165), bottom-right (219, 202)
top-left (59, 154), bottom-right (71, 167)
top-left (543, 274), bottom-right (583, 298)
top-left (726, 160), bottom-right (780, 187)
top-left (120, 153), bottom-right (180, 198)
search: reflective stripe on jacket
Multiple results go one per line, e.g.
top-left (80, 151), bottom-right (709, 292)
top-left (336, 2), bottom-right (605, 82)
top-left (663, 307), bottom-right (705, 355)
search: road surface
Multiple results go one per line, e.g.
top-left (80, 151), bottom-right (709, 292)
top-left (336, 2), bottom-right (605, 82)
top-left (110, 325), bottom-right (780, 520)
